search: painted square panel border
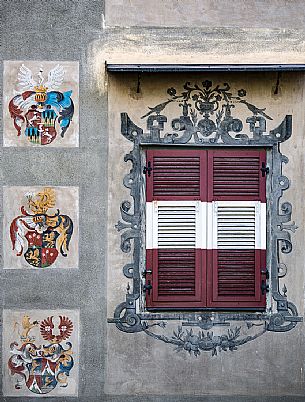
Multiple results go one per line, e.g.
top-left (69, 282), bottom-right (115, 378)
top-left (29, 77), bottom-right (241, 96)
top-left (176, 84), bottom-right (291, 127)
top-left (3, 186), bottom-right (79, 269)
top-left (2, 309), bottom-right (79, 397)
top-left (3, 60), bottom-right (79, 147)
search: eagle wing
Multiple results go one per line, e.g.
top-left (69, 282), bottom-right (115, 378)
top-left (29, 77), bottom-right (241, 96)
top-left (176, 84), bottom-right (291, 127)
top-left (57, 315), bottom-right (73, 342)
top-left (45, 64), bottom-right (65, 90)
top-left (17, 64), bottom-right (37, 91)
top-left (40, 316), bottom-right (55, 342)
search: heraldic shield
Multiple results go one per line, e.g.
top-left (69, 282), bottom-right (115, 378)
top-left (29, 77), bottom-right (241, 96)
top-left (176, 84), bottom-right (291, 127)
top-left (23, 104), bottom-right (58, 145)
top-left (8, 64), bottom-right (74, 145)
top-left (8, 314), bottom-right (74, 395)
top-left (10, 188), bottom-right (73, 268)
top-left (25, 358), bottom-right (58, 394)
top-left (24, 229), bottom-right (60, 268)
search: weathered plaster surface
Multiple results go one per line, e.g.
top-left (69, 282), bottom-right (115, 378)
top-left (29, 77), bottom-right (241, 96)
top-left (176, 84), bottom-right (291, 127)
top-left (105, 0), bottom-right (305, 29)
top-left (106, 72), bottom-right (305, 396)
top-left (1, 2), bottom-right (107, 401)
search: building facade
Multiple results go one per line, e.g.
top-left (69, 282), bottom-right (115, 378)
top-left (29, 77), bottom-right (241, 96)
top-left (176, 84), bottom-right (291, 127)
top-left (1, 1), bottom-right (305, 401)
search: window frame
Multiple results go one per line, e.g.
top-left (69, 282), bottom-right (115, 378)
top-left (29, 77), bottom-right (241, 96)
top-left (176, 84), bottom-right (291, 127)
top-left (109, 87), bottom-right (302, 349)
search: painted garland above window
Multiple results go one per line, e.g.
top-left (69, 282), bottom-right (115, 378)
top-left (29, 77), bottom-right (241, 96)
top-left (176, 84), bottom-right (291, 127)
top-left (108, 80), bottom-right (303, 356)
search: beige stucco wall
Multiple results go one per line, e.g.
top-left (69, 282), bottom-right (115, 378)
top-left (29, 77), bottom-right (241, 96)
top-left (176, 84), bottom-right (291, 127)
top-left (105, 0), bottom-right (305, 29)
top-left (106, 71), bottom-right (305, 396)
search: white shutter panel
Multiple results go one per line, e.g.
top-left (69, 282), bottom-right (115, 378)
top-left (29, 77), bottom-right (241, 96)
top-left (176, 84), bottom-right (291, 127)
top-left (211, 201), bottom-right (266, 250)
top-left (146, 201), bottom-right (205, 249)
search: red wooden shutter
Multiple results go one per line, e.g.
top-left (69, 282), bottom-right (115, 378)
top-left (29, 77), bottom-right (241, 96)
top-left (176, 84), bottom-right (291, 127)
top-left (207, 150), bottom-right (266, 202)
top-left (207, 150), bottom-right (266, 308)
top-left (145, 149), bottom-right (206, 309)
top-left (146, 149), bottom-right (206, 201)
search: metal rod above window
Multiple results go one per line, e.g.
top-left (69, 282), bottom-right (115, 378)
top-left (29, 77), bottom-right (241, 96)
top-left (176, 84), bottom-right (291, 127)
top-left (106, 64), bottom-right (305, 73)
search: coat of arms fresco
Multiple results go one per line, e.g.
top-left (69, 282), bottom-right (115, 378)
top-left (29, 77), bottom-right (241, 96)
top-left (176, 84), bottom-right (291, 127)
top-left (3, 310), bottom-right (79, 397)
top-left (3, 61), bottom-right (79, 147)
top-left (3, 186), bottom-right (79, 269)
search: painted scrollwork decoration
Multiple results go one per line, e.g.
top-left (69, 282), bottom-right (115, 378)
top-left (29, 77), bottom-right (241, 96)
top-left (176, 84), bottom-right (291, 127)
top-left (138, 80), bottom-right (291, 145)
top-left (143, 325), bottom-right (267, 357)
top-left (108, 80), bottom-right (303, 356)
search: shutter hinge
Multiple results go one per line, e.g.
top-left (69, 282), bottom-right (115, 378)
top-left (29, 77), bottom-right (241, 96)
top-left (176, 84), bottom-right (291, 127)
top-left (261, 281), bottom-right (269, 295)
top-left (142, 269), bottom-right (152, 277)
top-left (143, 280), bottom-right (153, 295)
top-left (143, 161), bottom-right (153, 176)
top-left (260, 162), bottom-right (269, 177)
top-left (261, 268), bottom-right (269, 295)
top-left (261, 268), bottom-right (269, 280)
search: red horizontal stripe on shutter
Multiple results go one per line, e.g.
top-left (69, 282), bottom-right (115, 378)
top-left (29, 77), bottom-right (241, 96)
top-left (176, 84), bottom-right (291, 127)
top-left (217, 250), bottom-right (256, 296)
top-left (146, 249), bottom-right (206, 309)
top-left (146, 149), bottom-right (206, 201)
top-left (158, 249), bottom-right (196, 295)
top-left (208, 150), bottom-right (266, 202)
top-left (207, 249), bottom-right (266, 308)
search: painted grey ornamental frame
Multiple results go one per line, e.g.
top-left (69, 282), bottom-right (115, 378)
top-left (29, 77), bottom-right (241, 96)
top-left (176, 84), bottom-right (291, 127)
top-left (108, 79), bottom-right (303, 356)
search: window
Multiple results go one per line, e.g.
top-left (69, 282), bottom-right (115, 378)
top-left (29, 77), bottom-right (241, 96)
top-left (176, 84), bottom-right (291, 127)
top-left (109, 74), bottom-right (301, 349)
top-left (145, 148), bottom-right (266, 310)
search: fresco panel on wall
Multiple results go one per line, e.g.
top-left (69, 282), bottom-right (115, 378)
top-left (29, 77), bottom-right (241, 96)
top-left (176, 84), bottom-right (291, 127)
top-left (3, 309), bottom-right (79, 397)
top-left (3, 61), bottom-right (79, 147)
top-left (3, 186), bottom-right (79, 269)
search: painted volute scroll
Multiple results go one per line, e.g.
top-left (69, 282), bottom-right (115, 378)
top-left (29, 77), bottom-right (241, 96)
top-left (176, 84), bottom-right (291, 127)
top-left (109, 75), bottom-right (303, 357)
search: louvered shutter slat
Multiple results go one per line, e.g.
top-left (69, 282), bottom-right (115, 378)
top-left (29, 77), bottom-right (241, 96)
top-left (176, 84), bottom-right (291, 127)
top-left (157, 249), bottom-right (196, 295)
top-left (146, 199), bottom-right (205, 307)
top-left (217, 204), bottom-right (256, 249)
top-left (146, 150), bottom-right (205, 201)
top-left (208, 150), bottom-right (266, 202)
top-left (217, 249), bottom-right (256, 296)
top-left (208, 201), bottom-right (266, 307)
top-left (146, 248), bottom-right (204, 307)
top-left (157, 204), bottom-right (196, 248)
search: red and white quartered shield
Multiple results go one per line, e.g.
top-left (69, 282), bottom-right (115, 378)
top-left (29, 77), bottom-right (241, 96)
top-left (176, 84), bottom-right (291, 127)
top-left (145, 149), bottom-right (266, 309)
